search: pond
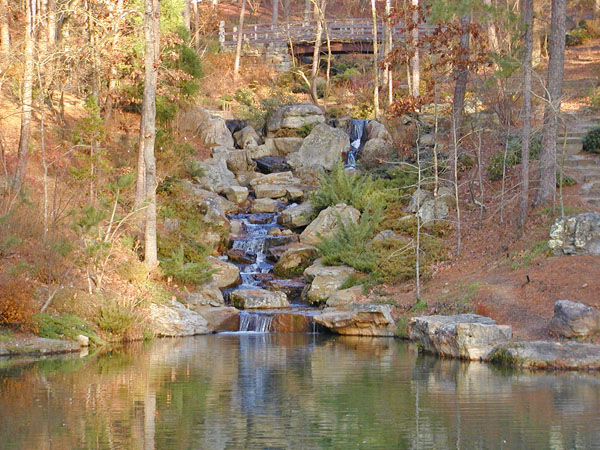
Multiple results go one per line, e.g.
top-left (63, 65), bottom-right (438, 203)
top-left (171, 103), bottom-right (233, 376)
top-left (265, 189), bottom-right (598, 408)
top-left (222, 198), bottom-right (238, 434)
top-left (1, 334), bottom-right (599, 449)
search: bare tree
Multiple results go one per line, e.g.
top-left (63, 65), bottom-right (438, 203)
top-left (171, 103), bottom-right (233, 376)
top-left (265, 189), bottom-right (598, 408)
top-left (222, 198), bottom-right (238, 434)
top-left (518, 0), bottom-right (533, 230)
top-left (535, 0), bottom-right (566, 207)
top-left (383, 0), bottom-right (393, 105)
top-left (138, 0), bottom-right (160, 267)
top-left (309, 0), bottom-right (325, 104)
top-left (304, 0), bottom-right (311, 22)
top-left (272, 0), bottom-right (278, 26)
top-left (410, 0), bottom-right (420, 98)
top-left (370, 0), bottom-right (379, 118)
top-left (0, 0), bottom-right (9, 55)
top-left (13, 0), bottom-right (36, 192)
top-left (233, 0), bottom-right (246, 82)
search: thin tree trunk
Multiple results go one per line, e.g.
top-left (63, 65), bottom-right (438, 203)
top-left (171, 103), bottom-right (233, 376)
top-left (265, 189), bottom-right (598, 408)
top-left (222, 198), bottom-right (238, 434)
top-left (410, 0), bottom-right (420, 98)
top-left (309, 0), bottom-right (324, 104)
top-left (233, 0), bottom-right (246, 82)
top-left (14, 0), bottom-right (36, 192)
top-left (371, 0), bottom-right (379, 118)
top-left (518, 0), bottom-right (533, 230)
top-left (282, 0), bottom-right (291, 21)
top-left (383, 0), bottom-right (392, 105)
top-left (483, 0), bottom-right (499, 53)
top-left (272, 0), bottom-right (278, 26)
top-left (535, 0), bottom-right (566, 207)
top-left (0, 0), bottom-right (9, 55)
top-left (140, 0), bottom-right (160, 267)
top-left (532, 12), bottom-right (542, 67)
top-left (191, 0), bottom-right (198, 48)
top-left (304, 0), bottom-right (311, 23)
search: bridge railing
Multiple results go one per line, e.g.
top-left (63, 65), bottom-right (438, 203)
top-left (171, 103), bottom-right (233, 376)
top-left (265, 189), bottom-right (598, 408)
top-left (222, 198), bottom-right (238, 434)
top-left (219, 19), bottom-right (432, 48)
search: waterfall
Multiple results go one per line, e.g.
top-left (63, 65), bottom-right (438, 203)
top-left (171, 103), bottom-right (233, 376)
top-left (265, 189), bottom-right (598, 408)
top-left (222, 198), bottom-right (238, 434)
top-left (239, 311), bottom-right (274, 333)
top-left (345, 119), bottom-right (369, 169)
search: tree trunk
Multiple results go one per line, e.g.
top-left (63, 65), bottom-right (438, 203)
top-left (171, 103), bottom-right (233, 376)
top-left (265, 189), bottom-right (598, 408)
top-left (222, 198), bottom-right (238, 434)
top-left (191, 0), bottom-right (198, 49)
top-left (14, 0), bottom-right (36, 192)
top-left (371, 0), bottom-right (379, 118)
top-left (233, 0), bottom-right (246, 82)
top-left (282, 0), bottom-right (291, 21)
top-left (410, 0), bottom-right (420, 98)
top-left (483, 0), bottom-right (499, 53)
top-left (519, 0), bottom-right (533, 230)
top-left (140, 0), bottom-right (160, 267)
top-left (535, 0), bottom-right (566, 207)
top-left (0, 0), bottom-right (9, 55)
top-left (383, 0), bottom-right (393, 105)
top-left (182, 0), bottom-right (190, 34)
top-left (310, 0), bottom-right (324, 104)
top-left (532, 10), bottom-right (542, 67)
top-left (304, 0), bottom-right (311, 23)
top-left (272, 0), bottom-right (278, 26)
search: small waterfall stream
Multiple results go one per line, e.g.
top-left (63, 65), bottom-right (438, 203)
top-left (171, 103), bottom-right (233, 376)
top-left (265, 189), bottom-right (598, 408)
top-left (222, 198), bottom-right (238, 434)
top-left (345, 119), bottom-right (369, 169)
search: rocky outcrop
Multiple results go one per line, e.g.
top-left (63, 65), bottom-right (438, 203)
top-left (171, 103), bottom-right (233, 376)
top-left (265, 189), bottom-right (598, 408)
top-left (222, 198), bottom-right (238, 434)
top-left (212, 147), bottom-right (255, 173)
top-left (273, 243), bottom-right (319, 278)
top-left (266, 103), bottom-right (325, 137)
top-left (233, 125), bottom-right (261, 149)
top-left (251, 198), bottom-right (284, 213)
top-left (548, 212), bottom-right (600, 255)
top-left (226, 186), bottom-right (249, 204)
top-left (489, 341), bottom-right (600, 370)
top-left (288, 124), bottom-right (350, 171)
top-left (230, 289), bottom-right (290, 309)
top-left (359, 138), bottom-right (395, 169)
top-left (304, 259), bottom-right (357, 304)
top-left (278, 202), bottom-right (315, 228)
top-left (325, 286), bottom-right (364, 307)
top-left (408, 189), bottom-right (432, 213)
top-left (199, 117), bottom-right (235, 148)
top-left (186, 282), bottom-right (225, 308)
top-left (300, 203), bottom-right (360, 245)
top-left (365, 120), bottom-right (392, 142)
top-left (418, 199), bottom-right (449, 224)
top-left (208, 257), bottom-right (241, 289)
top-left (408, 314), bottom-right (512, 361)
top-left (196, 306), bottom-right (240, 332)
top-left (314, 304), bottom-right (396, 336)
top-left (549, 300), bottom-right (600, 338)
top-left (146, 300), bottom-right (211, 337)
top-left (193, 158), bottom-right (239, 194)
top-left (177, 106), bottom-right (212, 135)
top-left (272, 137), bottom-right (304, 155)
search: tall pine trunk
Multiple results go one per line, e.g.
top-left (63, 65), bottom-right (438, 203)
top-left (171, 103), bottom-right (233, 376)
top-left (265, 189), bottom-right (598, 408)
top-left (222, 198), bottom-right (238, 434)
top-left (535, 0), bottom-right (566, 207)
top-left (410, 0), bottom-right (419, 98)
top-left (371, 0), bottom-right (379, 118)
top-left (519, 0), bottom-right (533, 229)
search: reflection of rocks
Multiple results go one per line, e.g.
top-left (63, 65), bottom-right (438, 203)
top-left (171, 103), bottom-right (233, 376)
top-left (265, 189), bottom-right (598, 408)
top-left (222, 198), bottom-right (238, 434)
top-left (549, 300), bottom-right (600, 338)
top-left (409, 314), bottom-right (512, 360)
top-left (490, 341), bottom-right (600, 370)
top-left (314, 304), bottom-right (396, 336)
top-left (147, 300), bottom-right (211, 337)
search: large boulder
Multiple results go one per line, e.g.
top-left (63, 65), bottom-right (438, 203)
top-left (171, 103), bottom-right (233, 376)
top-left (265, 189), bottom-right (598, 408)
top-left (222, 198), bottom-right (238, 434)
top-left (314, 304), bottom-right (396, 336)
top-left (273, 243), bottom-right (319, 278)
top-left (208, 257), bottom-right (241, 289)
top-left (325, 286), bottom-right (364, 307)
top-left (293, 164), bottom-right (325, 186)
top-left (408, 314), bottom-right (512, 361)
top-left (548, 212), bottom-right (600, 255)
top-left (278, 202), bottom-right (315, 228)
top-left (304, 259), bottom-right (357, 304)
top-left (226, 186), bottom-right (249, 204)
top-left (383, 116), bottom-right (417, 149)
top-left (266, 103), bottom-right (325, 137)
top-left (230, 289), bottom-right (290, 309)
top-left (146, 300), bottom-right (211, 337)
top-left (365, 120), bottom-right (392, 142)
top-left (250, 171), bottom-right (298, 187)
top-left (212, 146), bottom-right (255, 173)
top-left (254, 184), bottom-right (288, 199)
top-left (489, 341), bottom-right (600, 370)
top-left (251, 198), bottom-right (284, 213)
top-left (359, 138), bottom-right (396, 169)
top-left (549, 300), bottom-right (600, 338)
top-left (185, 282), bottom-right (225, 308)
top-left (288, 124), bottom-right (350, 171)
top-left (180, 181), bottom-right (238, 215)
top-left (193, 158), bottom-right (239, 194)
top-left (199, 117), bottom-right (235, 148)
top-left (408, 188), bottom-right (433, 213)
top-left (418, 199), bottom-right (449, 224)
top-left (273, 137), bottom-right (304, 155)
top-left (300, 203), bottom-right (360, 245)
top-left (196, 306), bottom-right (240, 332)
top-left (264, 278), bottom-right (306, 303)
top-left (177, 106), bottom-right (212, 135)
top-left (234, 125), bottom-right (262, 149)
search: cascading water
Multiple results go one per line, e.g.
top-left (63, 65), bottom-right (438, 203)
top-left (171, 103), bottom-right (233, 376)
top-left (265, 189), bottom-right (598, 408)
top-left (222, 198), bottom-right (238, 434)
top-left (239, 311), bottom-right (274, 332)
top-left (345, 119), bottom-right (369, 169)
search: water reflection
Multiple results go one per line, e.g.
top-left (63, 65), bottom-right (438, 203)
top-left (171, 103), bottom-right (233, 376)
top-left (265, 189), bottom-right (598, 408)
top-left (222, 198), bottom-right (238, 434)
top-left (1, 335), bottom-right (599, 449)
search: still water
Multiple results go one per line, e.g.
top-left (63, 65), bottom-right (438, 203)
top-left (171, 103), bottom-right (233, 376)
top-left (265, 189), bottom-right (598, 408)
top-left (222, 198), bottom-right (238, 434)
top-left (1, 334), bottom-right (599, 449)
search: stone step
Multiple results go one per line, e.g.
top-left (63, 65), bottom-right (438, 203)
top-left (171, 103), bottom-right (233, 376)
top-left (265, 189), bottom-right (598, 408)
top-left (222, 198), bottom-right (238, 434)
top-left (583, 173), bottom-right (600, 183)
top-left (562, 158), bottom-right (597, 169)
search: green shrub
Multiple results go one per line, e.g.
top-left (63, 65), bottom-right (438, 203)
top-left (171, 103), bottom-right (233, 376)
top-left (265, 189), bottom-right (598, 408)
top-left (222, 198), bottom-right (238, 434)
top-left (566, 27), bottom-right (590, 46)
top-left (488, 133), bottom-right (542, 181)
top-left (96, 304), bottom-right (135, 335)
top-left (582, 127), bottom-right (600, 154)
top-left (35, 313), bottom-right (104, 345)
top-left (160, 245), bottom-right (214, 285)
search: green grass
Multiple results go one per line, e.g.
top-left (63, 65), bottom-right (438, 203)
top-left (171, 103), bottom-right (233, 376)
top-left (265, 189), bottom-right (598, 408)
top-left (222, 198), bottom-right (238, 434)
top-left (510, 241), bottom-right (552, 269)
top-left (410, 299), bottom-right (427, 313)
top-left (35, 314), bottom-right (104, 346)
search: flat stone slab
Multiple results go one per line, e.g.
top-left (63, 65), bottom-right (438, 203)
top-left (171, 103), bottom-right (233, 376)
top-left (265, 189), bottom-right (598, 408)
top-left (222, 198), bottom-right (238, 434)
top-left (409, 314), bottom-right (512, 361)
top-left (489, 341), bottom-right (600, 370)
top-left (230, 289), bottom-right (290, 309)
top-left (0, 337), bottom-right (81, 357)
top-left (314, 303), bottom-right (396, 337)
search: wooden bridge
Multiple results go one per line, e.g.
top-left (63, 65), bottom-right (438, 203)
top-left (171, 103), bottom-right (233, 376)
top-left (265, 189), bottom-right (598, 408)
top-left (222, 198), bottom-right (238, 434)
top-left (219, 19), bottom-right (432, 56)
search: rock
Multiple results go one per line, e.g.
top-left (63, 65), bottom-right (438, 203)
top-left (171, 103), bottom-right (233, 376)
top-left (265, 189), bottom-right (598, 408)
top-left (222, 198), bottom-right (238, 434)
top-left (264, 234), bottom-right (299, 251)
top-left (247, 143), bottom-right (279, 159)
top-left (408, 188), bottom-right (433, 213)
top-left (264, 278), bottom-right (306, 303)
top-left (408, 314), bottom-right (512, 361)
top-left (278, 202), bottom-right (315, 228)
top-left (226, 249), bottom-right (257, 265)
top-left (230, 219), bottom-right (245, 236)
top-left (212, 146), bottom-right (255, 173)
top-left (164, 218), bottom-right (179, 233)
top-left (273, 137), bottom-right (304, 155)
top-left (273, 243), bottom-right (319, 278)
top-left (328, 116), bottom-right (353, 135)
top-left (199, 117), bottom-right (235, 148)
top-left (233, 125), bottom-right (262, 149)
top-left (266, 103), bottom-right (325, 136)
top-left (326, 286), bottom-right (364, 307)
top-left (226, 186), bottom-right (249, 204)
top-left (255, 156), bottom-right (291, 174)
top-left (196, 306), bottom-right (240, 332)
top-left (254, 184), bottom-right (288, 199)
top-left (383, 116), bottom-right (417, 149)
top-left (193, 158), bottom-right (239, 194)
top-left (197, 192), bottom-right (230, 229)
top-left (365, 120), bottom-right (392, 141)
top-left (271, 313), bottom-right (315, 332)
top-left (0, 337), bottom-right (81, 357)
top-left (293, 165), bottom-right (325, 186)
top-left (435, 186), bottom-right (455, 208)
top-left (286, 186), bottom-right (309, 202)
top-left (359, 138), bottom-right (396, 169)
top-left (304, 259), bottom-right (357, 304)
top-left (549, 300), bottom-right (600, 338)
top-left (235, 171), bottom-right (261, 187)
top-left (230, 289), bottom-right (290, 309)
top-left (419, 133), bottom-right (436, 146)
top-left (180, 181), bottom-right (238, 215)
top-left (372, 229), bottom-right (403, 243)
top-left (548, 212), bottom-right (600, 256)
top-left (300, 203), bottom-right (360, 245)
top-left (288, 124), bottom-right (350, 171)
top-left (250, 171), bottom-right (298, 187)
top-left (198, 230), bottom-right (222, 250)
top-left (489, 341), bottom-right (600, 370)
top-left (458, 151), bottom-right (476, 171)
top-left (208, 257), bottom-right (241, 289)
top-left (146, 300), bottom-right (211, 337)
top-left (186, 282), bottom-right (225, 308)
top-left (177, 106), bottom-right (212, 135)
top-left (75, 335), bottom-right (89, 347)
top-left (314, 304), bottom-right (396, 336)
top-left (418, 199), bottom-right (449, 223)
top-left (251, 198), bottom-right (284, 213)
top-left (225, 119), bottom-right (249, 135)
